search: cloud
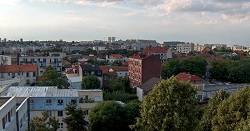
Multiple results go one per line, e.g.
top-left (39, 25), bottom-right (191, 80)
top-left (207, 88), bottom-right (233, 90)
top-left (194, 19), bottom-right (219, 25)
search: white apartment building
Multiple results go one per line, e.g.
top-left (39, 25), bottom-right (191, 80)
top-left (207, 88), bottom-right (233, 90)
top-left (0, 64), bottom-right (38, 86)
top-left (211, 44), bottom-right (227, 50)
top-left (0, 55), bottom-right (11, 65)
top-left (0, 96), bottom-right (29, 131)
top-left (19, 56), bottom-right (62, 76)
top-left (177, 43), bottom-right (194, 54)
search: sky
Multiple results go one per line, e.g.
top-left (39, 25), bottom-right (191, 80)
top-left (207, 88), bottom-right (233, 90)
top-left (0, 0), bottom-right (250, 46)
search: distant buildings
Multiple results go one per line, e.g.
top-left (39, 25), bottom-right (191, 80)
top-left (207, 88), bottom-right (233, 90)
top-left (128, 54), bottom-right (161, 88)
top-left (143, 47), bottom-right (172, 62)
top-left (18, 56), bottom-right (62, 76)
top-left (177, 43), bottom-right (194, 54)
top-left (211, 44), bottom-right (227, 50)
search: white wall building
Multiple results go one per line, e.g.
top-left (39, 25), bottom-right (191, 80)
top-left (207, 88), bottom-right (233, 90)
top-left (0, 55), bottom-right (11, 65)
top-left (177, 43), bottom-right (194, 53)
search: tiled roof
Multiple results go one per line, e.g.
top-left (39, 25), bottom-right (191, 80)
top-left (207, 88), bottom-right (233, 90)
top-left (129, 53), bottom-right (151, 59)
top-left (143, 47), bottom-right (169, 54)
top-left (0, 64), bottom-right (38, 73)
top-left (109, 54), bottom-right (123, 59)
top-left (65, 69), bottom-right (74, 74)
top-left (100, 66), bottom-right (128, 75)
top-left (80, 64), bottom-right (101, 71)
top-left (140, 77), bottom-right (162, 94)
top-left (176, 73), bottom-right (205, 83)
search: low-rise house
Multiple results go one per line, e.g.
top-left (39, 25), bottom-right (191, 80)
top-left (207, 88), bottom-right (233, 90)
top-left (143, 47), bottom-right (172, 62)
top-left (0, 64), bottom-right (39, 86)
top-left (0, 55), bottom-right (11, 65)
top-left (137, 77), bottom-right (162, 101)
top-left (100, 66), bottom-right (128, 86)
top-left (106, 54), bottom-right (124, 65)
top-left (176, 73), bottom-right (206, 101)
top-left (79, 64), bottom-right (103, 86)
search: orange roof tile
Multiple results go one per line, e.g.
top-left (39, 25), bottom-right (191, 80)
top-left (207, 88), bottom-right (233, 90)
top-left (176, 73), bottom-right (204, 82)
top-left (109, 54), bottom-right (123, 59)
top-left (0, 64), bottom-right (38, 73)
top-left (100, 66), bottom-right (128, 75)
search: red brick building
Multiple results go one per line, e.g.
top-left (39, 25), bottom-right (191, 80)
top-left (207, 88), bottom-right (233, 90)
top-left (128, 54), bottom-right (161, 88)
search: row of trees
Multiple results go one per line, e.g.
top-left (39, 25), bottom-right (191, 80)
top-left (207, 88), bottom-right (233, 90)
top-left (210, 59), bottom-right (250, 83)
top-left (30, 103), bottom-right (87, 131)
top-left (130, 77), bottom-right (250, 131)
top-left (161, 56), bottom-right (207, 79)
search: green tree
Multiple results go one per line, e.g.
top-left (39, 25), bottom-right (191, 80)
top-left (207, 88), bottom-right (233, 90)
top-left (124, 100), bottom-right (141, 129)
top-left (104, 91), bottom-right (138, 103)
top-left (210, 60), bottom-right (230, 81)
top-left (70, 58), bottom-right (78, 63)
top-left (212, 86), bottom-right (250, 131)
top-left (181, 56), bottom-right (207, 78)
top-left (81, 74), bottom-right (101, 89)
top-left (39, 66), bottom-right (69, 89)
top-left (131, 77), bottom-right (198, 131)
top-left (161, 58), bottom-right (181, 79)
top-left (63, 103), bottom-right (88, 131)
top-left (30, 111), bottom-right (59, 131)
top-left (111, 60), bottom-right (123, 66)
top-left (89, 101), bottom-right (126, 131)
top-left (199, 90), bottom-right (230, 131)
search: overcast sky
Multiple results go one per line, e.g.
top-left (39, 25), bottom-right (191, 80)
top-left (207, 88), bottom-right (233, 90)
top-left (0, 0), bottom-right (250, 46)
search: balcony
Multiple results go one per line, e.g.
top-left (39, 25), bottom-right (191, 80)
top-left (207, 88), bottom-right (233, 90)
top-left (79, 98), bottom-right (99, 109)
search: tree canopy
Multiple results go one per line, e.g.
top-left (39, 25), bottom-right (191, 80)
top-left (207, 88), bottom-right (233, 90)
top-left (199, 90), bottom-right (230, 131)
top-left (131, 77), bottom-right (198, 131)
top-left (30, 111), bottom-right (58, 131)
top-left (210, 59), bottom-right (250, 83)
top-left (63, 103), bottom-right (88, 131)
top-left (161, 56), bottom-right (207, 79)
top-left (39, 66), bottom-right (69, 89)
top-left (81, 74), bottom-right (101, 89)
top-left (89, 100), bottom-right (141, 131)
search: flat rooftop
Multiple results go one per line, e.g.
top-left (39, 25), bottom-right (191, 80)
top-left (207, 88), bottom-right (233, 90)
top-left (0, 97), bottom-right (11, 107)
top-left (5, 86), bottom-right (78, 97)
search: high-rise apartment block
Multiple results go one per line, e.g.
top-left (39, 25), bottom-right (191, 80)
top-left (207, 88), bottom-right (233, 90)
top-left (128, 54), bottom-right (161, 88)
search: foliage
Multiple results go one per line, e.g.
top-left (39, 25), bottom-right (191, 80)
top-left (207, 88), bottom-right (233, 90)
top-left (111, 60), bottom-right (123, 66)
top-left (30, 111), bottom-right (59, 131)
top-left (81, 74), bottom-right (101, 89)
top-left (104, 91), bottom-right (138, 103)
top-left (210, 59), bottom-right (250, 83)
top-left (87, 58), bottom-right (108, 66)
top-left (107, 77), bottom-right (131, 93)
top-left (63, 103), bottom-right (88, 131)
top-left (89, 101), bottom-right (141, 131)
top-left (70, 57), bottom-right (78, 63)
top-left (161, 56), bottom-right (207, 79)
top-left (131, 77), bottom-right (198, 131)
top-left (211, 86), bottom-right (250, 131)
top-left (161, 58), bottom-right (181, 79)
top-left (39, 66), bottom-right (69, 89)
top-left (181, 56), bottom-right (207, 78)
top-left (89, 101), bottom-right (126, 131)
top-left (210, 59), bottom-right (230, 81)
top-left (199, 90), bottom-right (230, 131)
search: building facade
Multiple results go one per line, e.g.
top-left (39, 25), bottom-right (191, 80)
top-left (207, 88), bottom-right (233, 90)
top-left (128, 54), bottom-right (161, 88)
top-left (19, 56), bottom-right (62, 76)
top-left (79, 64), bottom-right (103, 86)
top-left (0, 55), bottom-right (11, 65)
top-left (143, 47), bottom-right (172, 62)
top-left (0, 64), bottom-right (38, 85)
top-left (177, 43), bottom-right (194, 54)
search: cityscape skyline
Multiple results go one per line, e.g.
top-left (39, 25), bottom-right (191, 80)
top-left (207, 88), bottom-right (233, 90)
top-left (1, 0), bottom-right (250, 46)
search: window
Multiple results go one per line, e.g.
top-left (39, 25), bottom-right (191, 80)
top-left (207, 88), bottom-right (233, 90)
top-left (33, 72), bottom-right (36, 77)
top-left (2, 117), bottom-right (5, 129)
top-left (58, 111), bottom-right (63, 117)
top-left (84, 110), bottom-right (88, 115)
top-left (30, 99), bottom-right (34, 104)
top-left (71, 99), bottom-right (77, 104)
top-left (46, 99), bottom-right (52, 105)
top-left (94, 96), bottom-right (100, 102)
top-left (26, 72), bottom-right (29, 77)
top-left (57, 100), bottom-right (63, 105)
top-left (58, 123), bottom-right (63, 128)
top-left (47, 111), bottom-right (52, 117)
